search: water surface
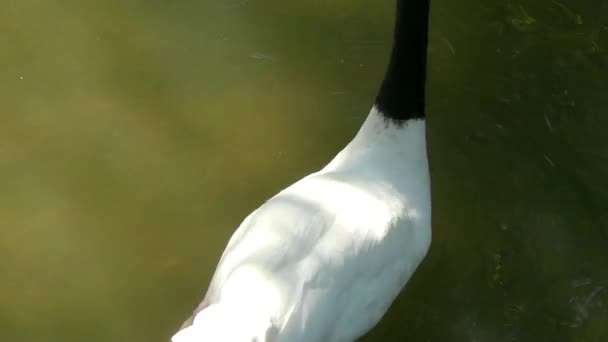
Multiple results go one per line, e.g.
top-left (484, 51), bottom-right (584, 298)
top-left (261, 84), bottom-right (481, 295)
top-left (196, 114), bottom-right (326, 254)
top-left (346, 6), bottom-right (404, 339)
top-left (0, 0), bottom-right (606, 341)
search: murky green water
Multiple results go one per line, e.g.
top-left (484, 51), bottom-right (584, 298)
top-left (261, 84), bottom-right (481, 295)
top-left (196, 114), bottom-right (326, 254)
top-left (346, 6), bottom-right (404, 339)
top-left (1, 0), bottom-right (606, 341)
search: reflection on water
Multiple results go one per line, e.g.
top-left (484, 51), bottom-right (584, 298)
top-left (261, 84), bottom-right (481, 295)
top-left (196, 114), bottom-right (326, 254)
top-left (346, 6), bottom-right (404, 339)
top-left (0, 0), bottom-right (606, 341)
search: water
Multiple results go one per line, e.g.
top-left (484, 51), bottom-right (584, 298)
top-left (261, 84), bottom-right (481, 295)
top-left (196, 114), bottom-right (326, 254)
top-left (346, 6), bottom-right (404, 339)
top-left (0, 0), bottom-right (606, 341)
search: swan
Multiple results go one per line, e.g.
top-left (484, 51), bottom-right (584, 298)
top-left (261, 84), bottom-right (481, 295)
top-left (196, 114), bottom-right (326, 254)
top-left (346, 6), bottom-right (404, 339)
top-left (172, 0), bottom-right (431, 340)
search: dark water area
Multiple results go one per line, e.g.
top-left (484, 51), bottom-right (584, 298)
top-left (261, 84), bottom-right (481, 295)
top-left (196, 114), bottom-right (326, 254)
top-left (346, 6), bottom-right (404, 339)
top-left (0, 0), bottom-right (606, 341)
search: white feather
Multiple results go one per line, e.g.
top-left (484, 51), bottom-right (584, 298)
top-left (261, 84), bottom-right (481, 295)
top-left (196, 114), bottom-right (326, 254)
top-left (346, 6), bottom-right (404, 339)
top-left (172, 107), bottom-right (431, 341)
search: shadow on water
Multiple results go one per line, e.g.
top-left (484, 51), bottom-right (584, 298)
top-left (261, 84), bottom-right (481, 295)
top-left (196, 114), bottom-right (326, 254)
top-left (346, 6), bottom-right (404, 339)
top-left (0, 0), bottom-right (606, 341)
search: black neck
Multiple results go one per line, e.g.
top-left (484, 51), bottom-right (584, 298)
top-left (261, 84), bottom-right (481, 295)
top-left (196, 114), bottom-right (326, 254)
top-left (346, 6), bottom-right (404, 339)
top-left (375, 0), bottom-right (430, 121)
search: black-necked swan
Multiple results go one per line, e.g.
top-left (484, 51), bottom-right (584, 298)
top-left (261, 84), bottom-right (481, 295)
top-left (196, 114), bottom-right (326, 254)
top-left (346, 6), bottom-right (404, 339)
top-left (172, 0), bottom-right (431, 340)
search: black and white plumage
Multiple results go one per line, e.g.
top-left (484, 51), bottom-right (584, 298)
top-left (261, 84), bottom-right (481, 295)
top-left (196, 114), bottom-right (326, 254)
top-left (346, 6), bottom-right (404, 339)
top-left (172, 0), bottom-right (432, 341)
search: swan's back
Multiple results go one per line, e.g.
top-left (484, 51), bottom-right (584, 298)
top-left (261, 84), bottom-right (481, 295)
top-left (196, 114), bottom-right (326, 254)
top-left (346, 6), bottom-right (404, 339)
top-left (177, 114), bottom-right (431, 341)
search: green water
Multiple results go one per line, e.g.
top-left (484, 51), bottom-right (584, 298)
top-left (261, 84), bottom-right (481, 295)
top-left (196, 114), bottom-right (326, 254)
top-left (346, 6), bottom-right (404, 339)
top-left (0, 0), bottom-right (606, 341)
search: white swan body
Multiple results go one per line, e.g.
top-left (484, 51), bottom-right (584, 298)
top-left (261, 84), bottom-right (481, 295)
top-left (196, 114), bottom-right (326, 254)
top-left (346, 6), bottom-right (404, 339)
top-left (172, 108), bottom-right (431, 342)
top-left (172, 0), bottom-right (432, 339)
